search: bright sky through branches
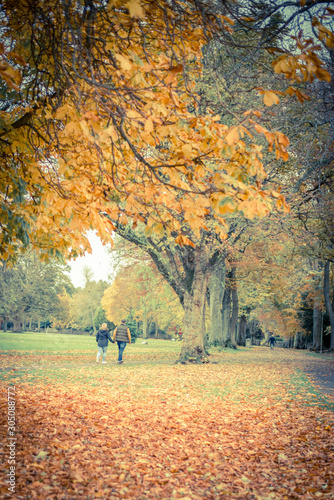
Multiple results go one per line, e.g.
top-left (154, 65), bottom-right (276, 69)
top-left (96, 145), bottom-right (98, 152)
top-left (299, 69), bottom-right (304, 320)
top-left (66, 231), bottom-right (113, 288)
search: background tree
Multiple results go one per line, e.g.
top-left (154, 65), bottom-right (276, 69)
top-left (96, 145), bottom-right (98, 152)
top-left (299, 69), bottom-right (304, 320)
top-left (0, 249), bottom-right (73, 331)
top-left (102, 241), bottom-right (183, 338)
top-left (68, 267), bottom-right (109, 332)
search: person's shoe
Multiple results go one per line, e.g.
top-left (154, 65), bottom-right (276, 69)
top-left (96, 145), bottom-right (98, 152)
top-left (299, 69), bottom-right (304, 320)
top-left (102, 361), bottom-right (107, 364)
top-left (118, 360), bottom-right (123, 364)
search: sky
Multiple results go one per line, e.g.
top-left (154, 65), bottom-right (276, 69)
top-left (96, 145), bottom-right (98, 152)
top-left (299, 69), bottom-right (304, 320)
top-left (66, 231), bottom-right (114, 288)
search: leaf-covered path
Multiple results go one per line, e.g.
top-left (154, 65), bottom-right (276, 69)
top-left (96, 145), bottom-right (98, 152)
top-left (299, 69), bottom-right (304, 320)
top-left (1, 347), bottom-right (334, 499)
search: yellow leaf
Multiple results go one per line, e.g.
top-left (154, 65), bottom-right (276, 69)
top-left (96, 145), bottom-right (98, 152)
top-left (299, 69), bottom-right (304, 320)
top-left (165, 64), bottom-right (183, 84)
top-left (54, 105), bottom-right (70, 120)
top-left (63, 121), bottom-right (79, 137)
top-left (175, 235), bottom-right (195, 248)
top-left (253, 123), bottom-right (266, 135)
top-left (144, 116), bottom-right (154, 133)
top-left (225, 127), bottom-right (239, 145)
top-left (154, 223), bottom-right (164, 237)
top-left (126, 0), bottom-right (145, 18)
top-left (115, 54), bottom-right (132, 71)
top-left (276, 132), bottom-right (289, 148)
top-left (182, 143), bottom-right (192, 155)
top-left (273, 58), bottom-right (291, 74)
top-left (8, 51), bottom-right (27, 66)
top-left (221, 15), bottom-right (234, 25)
top-left (218, 197), bottom-right (237, 215)
top-left (315, 68), bottom-right (331, 82)
top-left (100, 125), bottom-right (118, 142)
top-left (0, 65), bottom-right (21, 84)
top-left (262, 91), bottom-right (280, 107)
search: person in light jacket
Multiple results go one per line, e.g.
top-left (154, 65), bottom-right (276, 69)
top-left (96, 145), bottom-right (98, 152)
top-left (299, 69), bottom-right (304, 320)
top-left (96, 323), bottom-right (114, 364)
top-left (113, 319), bottom-right (131, 364)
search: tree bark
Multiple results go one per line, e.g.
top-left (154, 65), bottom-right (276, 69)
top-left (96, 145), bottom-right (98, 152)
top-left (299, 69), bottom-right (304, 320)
top-left (142, 310), bottom-right (148, 339)
top-left (179, 249), bottom-right (211, 363)
top-left (222, 283), bottom-right (231, 344)
top-left (313, 305), bottom-right (322, 351)
top-left (229, 267), bottom-right (238, 349)
top-left (90, 305), bottom-right (96, 334)
top-left (13, 319), bottom-right (22, 332)
top-left (237, 315), bottom-right (247, 346)
top-left (324, 261), bottom-right (334, 350)
top-left (208, 261), bottom-right (225, 346)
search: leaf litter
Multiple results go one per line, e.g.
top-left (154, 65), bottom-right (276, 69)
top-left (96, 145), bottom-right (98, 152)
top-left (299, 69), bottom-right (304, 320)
top-left (0, 348), bottom-right (334, 499)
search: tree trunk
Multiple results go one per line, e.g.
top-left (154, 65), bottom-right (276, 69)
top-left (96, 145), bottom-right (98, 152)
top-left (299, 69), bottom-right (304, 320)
top-left (3, 317), bottom-right (7, 332)
top-left (155, 318), bottom-right (158, 339)
top-left (13, 319), bottom-right (22, 332)
top-left (313, 305), bottom-right (322, 351)
top-left (237, 315), bottom-right (247, 346)
top-left (208, 261), bottom-right (225, 346)
top-left (142, 310), bottom-right (148, 339)
top-left (229, 268), bottom-right (238, 349)
top-left (179, 249), bottom-right (211, 363)
top-left (90, 305), bottom-right (96, 334)
top-left (324, 261), bottom-right (334, 350)
top-left (294, 331), bottom-right (300, 348)
top-left (222, 284), bottom-right (231, 344)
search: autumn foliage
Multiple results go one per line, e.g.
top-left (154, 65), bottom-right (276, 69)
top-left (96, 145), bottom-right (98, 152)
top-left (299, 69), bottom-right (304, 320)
top-left (0, 0), bottom-right (297, 259)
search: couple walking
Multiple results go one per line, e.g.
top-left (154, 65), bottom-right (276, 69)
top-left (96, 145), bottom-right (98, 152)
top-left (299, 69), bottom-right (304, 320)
top-left (96, 319), bottom-right (131, 364)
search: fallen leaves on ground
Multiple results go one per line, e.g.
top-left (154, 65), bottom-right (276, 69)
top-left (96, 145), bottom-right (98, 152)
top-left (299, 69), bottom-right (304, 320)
top-left (0, 350), bottom-right (177, 368)
top-left (0, 348), bottom-right (334, 499)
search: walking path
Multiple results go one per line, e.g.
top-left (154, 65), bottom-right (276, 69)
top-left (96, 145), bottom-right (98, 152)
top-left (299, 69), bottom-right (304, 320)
top-left (301, 356), bottom-right (334, 399)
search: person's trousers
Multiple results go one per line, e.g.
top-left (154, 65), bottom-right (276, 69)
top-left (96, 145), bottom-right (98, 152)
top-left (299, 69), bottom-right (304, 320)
top-left (117, 341), bottom-right (127, 361)
top-left (97, 346), bottom-right (108, 361)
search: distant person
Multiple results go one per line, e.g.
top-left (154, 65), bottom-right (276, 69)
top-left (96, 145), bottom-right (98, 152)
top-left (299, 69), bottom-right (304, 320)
top-left (96, 323), bottom-right (114, 364)
top-left (113, 319), bottom-right (131, 364)
top-left (269, 335), bottom-right (276, 349)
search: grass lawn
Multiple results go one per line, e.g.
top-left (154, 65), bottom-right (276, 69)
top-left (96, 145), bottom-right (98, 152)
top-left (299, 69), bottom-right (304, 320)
top-left (0, 332), bottom-right (334, 499)
top-left (0, 331), bottom-right (182, 352)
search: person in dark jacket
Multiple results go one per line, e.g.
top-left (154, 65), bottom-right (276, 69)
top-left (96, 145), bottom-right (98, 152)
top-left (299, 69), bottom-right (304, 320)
top-left (96, 323), bottom-right (114, 364)
top-left (113, 319), bottom-right (131, 364)
top-left (269, 335), bottom-right (276, 349)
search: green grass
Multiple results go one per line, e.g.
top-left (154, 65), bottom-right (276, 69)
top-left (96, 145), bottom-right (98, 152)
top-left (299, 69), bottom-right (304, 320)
top-left (0, 331), bottom-right (182, 352)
